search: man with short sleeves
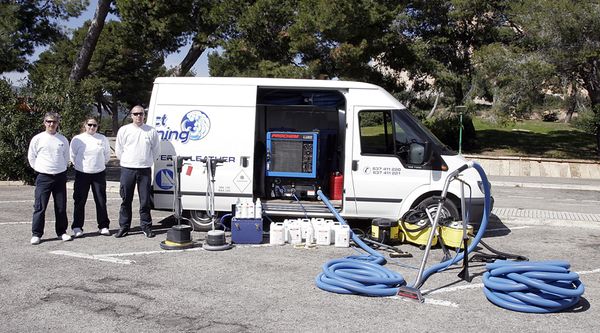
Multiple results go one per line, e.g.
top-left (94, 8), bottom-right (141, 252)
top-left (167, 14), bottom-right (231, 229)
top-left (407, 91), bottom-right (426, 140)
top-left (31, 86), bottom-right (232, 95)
top-left (28, 112), bottom-right (72, 245)
top-left (114, 105), bottom-right (160, 238)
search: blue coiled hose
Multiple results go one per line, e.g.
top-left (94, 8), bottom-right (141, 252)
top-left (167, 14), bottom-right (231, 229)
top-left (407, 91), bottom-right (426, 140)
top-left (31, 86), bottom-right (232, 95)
top-left (315, 162), bottom-right (489, 296)
top-left (483, 260), bottom-right (584, 313)
top-left (315, 162), bottom-right (585, 312)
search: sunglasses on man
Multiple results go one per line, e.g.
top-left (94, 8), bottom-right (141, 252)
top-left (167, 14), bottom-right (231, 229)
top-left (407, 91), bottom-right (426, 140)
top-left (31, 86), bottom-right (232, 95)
top-left (87, 123), bottom-right (98, 127)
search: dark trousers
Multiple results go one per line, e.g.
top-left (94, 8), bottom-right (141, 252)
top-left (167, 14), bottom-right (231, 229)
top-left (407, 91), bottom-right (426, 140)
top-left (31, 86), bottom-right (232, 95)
top-left (72, 170), bottom-right (110, 230)
top-left (32, 171), bottom-right (68, 237)
top-left (119, 167), bottom-right (152, 230)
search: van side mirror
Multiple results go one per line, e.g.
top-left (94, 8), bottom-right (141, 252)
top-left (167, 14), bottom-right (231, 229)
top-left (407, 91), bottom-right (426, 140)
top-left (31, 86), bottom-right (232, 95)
top-left (408, 141), bottom-right (432, 165)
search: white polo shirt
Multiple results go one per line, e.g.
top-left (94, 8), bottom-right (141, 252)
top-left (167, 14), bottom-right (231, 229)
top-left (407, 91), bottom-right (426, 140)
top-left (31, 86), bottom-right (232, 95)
top-left (70, 132), bottom-right (111, 173)
top-left (28, 131), bottom-right (70, 174)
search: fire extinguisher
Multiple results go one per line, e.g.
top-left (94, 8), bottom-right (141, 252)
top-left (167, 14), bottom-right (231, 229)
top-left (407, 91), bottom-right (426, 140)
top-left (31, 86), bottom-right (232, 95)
top-left (329, 172), bottom-right (343, 200)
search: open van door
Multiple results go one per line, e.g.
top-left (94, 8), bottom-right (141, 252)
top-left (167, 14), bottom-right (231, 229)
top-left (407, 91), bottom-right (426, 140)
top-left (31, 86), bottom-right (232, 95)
top-left (348, 108), bottom-right (432, 219)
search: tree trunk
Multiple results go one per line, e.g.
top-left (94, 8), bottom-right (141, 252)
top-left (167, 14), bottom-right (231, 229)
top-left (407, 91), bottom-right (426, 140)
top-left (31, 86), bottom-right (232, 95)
top-left (582, 59), bottom-right (600, 156)
top-left (565, 81), bottom-right (576, 123)
top-left (427, 90), bottom-right (440, 118)
top-left (111, 97), bottom-right (119, 135)
top-left (69, 0), bottom-right (111, 83)
top-left (170, 37), bottom-right (208, 77)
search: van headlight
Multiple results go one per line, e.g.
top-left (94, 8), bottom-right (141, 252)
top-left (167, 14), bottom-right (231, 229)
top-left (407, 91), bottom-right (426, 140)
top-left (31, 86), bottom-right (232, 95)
top-left (477, 180), bottom-right (491, 193)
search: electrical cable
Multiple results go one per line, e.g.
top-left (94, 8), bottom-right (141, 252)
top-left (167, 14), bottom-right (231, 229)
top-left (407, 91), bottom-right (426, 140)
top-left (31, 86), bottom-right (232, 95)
top-left (471, 240), bottom-right (529, 262)
top-left (482, 260), bottom-right (584, 313)
top-left (291, 192), bottom-right (309, 219)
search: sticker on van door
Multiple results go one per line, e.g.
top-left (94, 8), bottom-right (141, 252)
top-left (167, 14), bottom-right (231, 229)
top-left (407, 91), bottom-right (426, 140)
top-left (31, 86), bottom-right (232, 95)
top-left (155, 168), bottom-right (175, 190)
top-left (233, 170), bottom-right (251, 192)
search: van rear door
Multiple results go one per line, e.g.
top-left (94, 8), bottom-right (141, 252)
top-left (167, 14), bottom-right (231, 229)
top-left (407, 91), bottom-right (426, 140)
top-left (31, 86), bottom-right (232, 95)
top-left (150, 82), bottom-right (257, 212)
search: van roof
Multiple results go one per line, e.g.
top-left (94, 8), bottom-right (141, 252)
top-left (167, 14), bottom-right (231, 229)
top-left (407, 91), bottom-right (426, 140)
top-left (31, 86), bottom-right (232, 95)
top-left (153, 77), bottom-right (382, 90)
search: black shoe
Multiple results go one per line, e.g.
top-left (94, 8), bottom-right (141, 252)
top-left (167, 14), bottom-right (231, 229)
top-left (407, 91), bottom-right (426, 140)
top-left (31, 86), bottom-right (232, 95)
top-left (142, 228), bottom-right (155, 238)
top-left (114, 228), bottom-right (129, 238)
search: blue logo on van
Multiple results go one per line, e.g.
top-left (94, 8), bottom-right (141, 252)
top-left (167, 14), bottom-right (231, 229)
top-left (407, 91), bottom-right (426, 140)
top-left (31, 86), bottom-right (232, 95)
top-left (155, 110), bottom-right (210, 143)
top-left (181, 110), bottom-right (211, 141)
top-left (155, 169), bottom-right (174, 190)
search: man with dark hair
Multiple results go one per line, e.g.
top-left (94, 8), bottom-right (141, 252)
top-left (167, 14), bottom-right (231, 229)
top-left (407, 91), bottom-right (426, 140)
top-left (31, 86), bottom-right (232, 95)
top-left (28, 112), bottom-right (71, 245)
top-left (114, 105), bottom-right (160, 238)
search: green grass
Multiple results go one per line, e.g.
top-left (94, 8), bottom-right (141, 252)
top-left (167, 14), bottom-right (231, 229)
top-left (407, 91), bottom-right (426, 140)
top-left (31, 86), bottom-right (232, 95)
top-left (466, 118), bottom-right (598, 160)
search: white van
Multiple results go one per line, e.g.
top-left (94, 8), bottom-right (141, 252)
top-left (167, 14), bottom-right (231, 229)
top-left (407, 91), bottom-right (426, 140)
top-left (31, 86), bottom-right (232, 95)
top-left (147, 77), bottom-right (490, 228)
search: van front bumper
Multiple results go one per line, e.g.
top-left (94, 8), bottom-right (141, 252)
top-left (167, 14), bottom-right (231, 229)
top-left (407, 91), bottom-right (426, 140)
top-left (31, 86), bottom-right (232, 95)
top-left (467, 196), bottom-right (494, 224)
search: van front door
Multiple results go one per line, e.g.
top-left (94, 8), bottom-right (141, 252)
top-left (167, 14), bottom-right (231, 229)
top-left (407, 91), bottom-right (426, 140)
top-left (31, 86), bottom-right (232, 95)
top-left (349, 109), bottom-right (430, 219)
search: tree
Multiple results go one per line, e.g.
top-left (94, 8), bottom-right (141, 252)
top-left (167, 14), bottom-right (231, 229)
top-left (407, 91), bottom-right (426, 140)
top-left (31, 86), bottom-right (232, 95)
top-left (31, 20), bottom-right (167, 134)
top-left (116, 0), bottom-right (231, 77)
top-left (0, 79), bottom-right (38, 183)
top-left (507, 0), bottom-right (600, 154)
top-left (208, 0), bottom-right (403, 90)
top-left (0, 0), bottom-right (87, 73)
top-left (69, 0), bottom-right (112, 83)
top-left (382, 0), bottom-right (512, 108)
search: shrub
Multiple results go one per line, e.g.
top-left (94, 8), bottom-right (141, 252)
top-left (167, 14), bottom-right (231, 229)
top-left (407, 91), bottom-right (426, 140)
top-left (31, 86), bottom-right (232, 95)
top-left (424, 113), bottom-right (477, 151)
top-left (0, 79), bottom-right (37, 184)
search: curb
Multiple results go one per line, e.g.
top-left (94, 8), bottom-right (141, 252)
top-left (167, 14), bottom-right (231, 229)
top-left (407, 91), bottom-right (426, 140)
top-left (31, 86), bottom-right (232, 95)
top-left (490, 180), bottom-right (600, 192)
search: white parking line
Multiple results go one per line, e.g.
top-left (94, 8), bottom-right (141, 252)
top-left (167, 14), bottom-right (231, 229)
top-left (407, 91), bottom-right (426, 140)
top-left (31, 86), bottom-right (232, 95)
top-left (50, 246), bottom-right (205, 264)
top-left (0, 215), bottom-right (174, 226)
top-left (485, 226), bottom-right (531, 233)
top-left (388, 295), bottom-right (459, 307)
top-left (50, 250), bottom-right (135, 264)
top-left (0, 198), bottom-right (122, 204)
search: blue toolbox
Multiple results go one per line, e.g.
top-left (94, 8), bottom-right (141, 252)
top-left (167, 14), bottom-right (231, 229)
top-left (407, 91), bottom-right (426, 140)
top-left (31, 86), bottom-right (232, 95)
top-left (231, 218), bottom-right (263, 244)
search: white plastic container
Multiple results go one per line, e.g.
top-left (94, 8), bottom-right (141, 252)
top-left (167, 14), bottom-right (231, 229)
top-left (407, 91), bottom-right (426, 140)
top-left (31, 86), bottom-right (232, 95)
top-left (269, 222), bottom-right (285, 245)
top-left (334, 225), bottom-right (350, 247)
top-left (316, 223), bottom-right (332, 245)
top-left (300, 218), bottom-right (314, 242)
top-left (288, 222), bottom-right (302, 245)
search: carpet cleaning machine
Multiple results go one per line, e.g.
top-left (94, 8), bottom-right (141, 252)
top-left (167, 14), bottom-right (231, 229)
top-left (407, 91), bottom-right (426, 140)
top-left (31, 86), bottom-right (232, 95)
top-left (315, 161), bottom-right (585, 313)
top-left (160, 156), bottom-right (232, 251)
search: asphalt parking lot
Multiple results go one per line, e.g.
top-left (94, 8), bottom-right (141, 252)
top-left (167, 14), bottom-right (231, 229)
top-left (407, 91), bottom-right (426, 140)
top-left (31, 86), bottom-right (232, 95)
top-left (1, 184), bottom-right (598, 332)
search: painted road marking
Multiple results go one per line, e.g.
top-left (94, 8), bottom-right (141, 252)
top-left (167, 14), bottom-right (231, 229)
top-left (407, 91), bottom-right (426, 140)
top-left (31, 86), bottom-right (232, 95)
top-left (485, 226), bottom-right (531, 233)
top-left (388, 295), bottom-right (459, 307)
top-left (50, 250), bottom-right (135, 264)
top-left (0, 198), bottom-right (122, 204)
top-left (0, 215), bottom-right (173, 226)
top-left (50, 247), bottom-right (205, 264)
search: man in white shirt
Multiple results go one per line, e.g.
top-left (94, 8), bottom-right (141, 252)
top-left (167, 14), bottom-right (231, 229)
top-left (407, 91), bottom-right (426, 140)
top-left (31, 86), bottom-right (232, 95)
top-left (114, 105), bottom-right (160, 238)
top-left (27, 112), bottom-right (72, 245)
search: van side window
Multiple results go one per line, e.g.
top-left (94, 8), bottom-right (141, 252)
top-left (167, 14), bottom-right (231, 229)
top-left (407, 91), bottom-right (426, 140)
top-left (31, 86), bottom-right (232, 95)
top-left (358, 110), bottom-right (394, 155)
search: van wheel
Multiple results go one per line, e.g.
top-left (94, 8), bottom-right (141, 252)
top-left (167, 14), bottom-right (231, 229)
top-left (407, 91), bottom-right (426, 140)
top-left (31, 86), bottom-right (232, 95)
top-left (416, 197), bottom-right (460, 221)
top-left (183, 210), bottom-right (215, 231)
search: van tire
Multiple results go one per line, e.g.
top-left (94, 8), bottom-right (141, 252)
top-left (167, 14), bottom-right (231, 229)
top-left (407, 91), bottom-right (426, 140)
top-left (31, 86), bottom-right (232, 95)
top-left (184, 210), bottom-right (215, 231)
top-left (416, 197), bottom-right (460, 221)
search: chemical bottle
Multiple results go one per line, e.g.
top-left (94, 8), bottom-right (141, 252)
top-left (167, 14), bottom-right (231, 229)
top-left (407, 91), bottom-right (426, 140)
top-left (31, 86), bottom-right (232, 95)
top-left (255, 198), bottom-right (262, 219)
top-left (241, 201), bottom-right (249, 218)
top-left (235, 198), bottom-right (242, 218)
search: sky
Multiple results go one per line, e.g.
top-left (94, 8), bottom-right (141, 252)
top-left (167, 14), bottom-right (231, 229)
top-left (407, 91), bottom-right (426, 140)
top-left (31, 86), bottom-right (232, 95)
top-left (1, 2), bottom-right (209, 86)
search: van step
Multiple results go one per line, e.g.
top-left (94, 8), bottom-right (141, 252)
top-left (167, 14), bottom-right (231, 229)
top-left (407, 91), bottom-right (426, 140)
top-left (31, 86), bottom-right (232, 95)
top-left (263, 199), bottom-right (342, 215)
